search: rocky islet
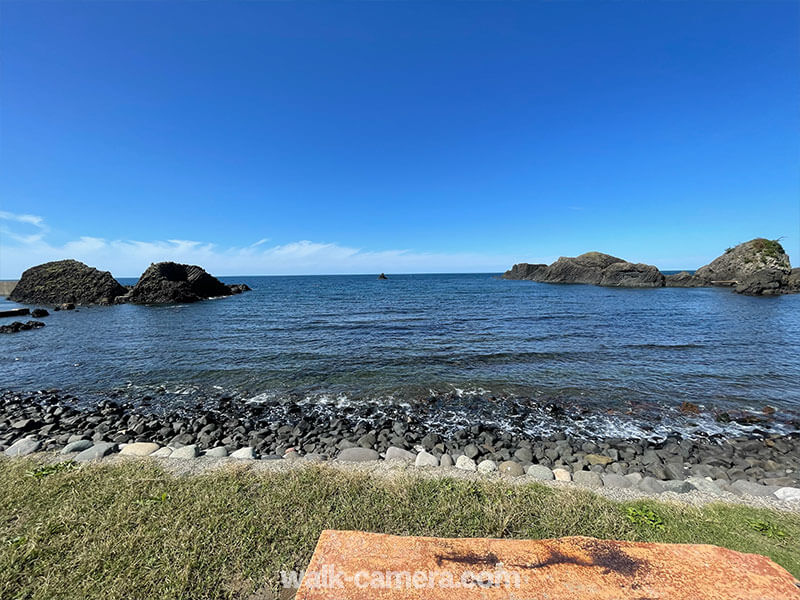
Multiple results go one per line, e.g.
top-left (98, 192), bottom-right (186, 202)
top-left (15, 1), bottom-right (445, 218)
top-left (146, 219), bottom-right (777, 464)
top-left (503, 238), bottom-right (799, 296)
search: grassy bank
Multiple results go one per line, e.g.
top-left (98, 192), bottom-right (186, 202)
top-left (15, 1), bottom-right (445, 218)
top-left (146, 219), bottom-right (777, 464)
top-left (1, 459), bottom-right (798, 599)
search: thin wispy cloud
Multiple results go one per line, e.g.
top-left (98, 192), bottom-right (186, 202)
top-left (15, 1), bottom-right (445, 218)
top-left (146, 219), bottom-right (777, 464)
top-left (0, 211), bottom-right (514, 278)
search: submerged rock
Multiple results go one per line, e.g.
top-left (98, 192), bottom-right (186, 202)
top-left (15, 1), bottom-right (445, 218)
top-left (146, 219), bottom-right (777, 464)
top-left (0, 320), bottom-right (45, 334)
top-left (9, 259), bottom-right (127, 305)
top-left (125, 262), bottom-right (242, 304)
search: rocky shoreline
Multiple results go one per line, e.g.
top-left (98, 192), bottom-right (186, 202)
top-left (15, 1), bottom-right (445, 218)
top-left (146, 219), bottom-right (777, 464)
top-left (2, 389), bottom-right (798, 503)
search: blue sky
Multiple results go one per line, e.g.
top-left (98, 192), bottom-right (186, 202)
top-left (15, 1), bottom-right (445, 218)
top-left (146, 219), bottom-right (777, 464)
top-left (1, 1), bottom-right (798, 277)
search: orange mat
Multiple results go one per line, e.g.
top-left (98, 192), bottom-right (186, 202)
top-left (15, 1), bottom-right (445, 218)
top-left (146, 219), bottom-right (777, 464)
top-left (296, 531), bottom-right (800, 599)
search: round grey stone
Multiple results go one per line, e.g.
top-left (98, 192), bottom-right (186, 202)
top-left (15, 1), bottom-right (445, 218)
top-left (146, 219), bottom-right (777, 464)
top-left (60, 439), bottom-right (93, 455)
top-left (415, 450), bottom-right (439, 468)
top-left (385, 446), bottom-right (416, 463)
top-left (204, 447), bottom-right (228, 458)
top-left (455, 455), bottom-right (477, 472)
top-left (499, 461), bottom-right (525, 477)
top-left (477, 460), bottom-right (497, 474)
top-left (171, 444), bottom-right (199, 459)
top-left (439, 454), bottom-right (454, 468)
top-left (526, 465), bottom-right (555, 481)
top-left (337, 448), bottom-right (379, 462)
top-left (230, 447), bottom-right (256, 459)
top-left (774, 487), bottom-right (800, 502)
top-left (4, 437), bottom-right (41, 457)
top-left (74, 442), bottom-right (117, 462)
top-left (573, 470), bottom-right (603, 489)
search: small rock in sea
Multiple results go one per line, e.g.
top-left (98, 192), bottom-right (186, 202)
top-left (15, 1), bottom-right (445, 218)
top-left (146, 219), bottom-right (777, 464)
top-left (60, 439), bottom-right (94, 454)
top-left (601, 473), bottom-right (632, 488)
top-left (661, 480), bottom-right (695, 494)
top-left (439, 454), bottom-right (454, 468)
top-left (75, 442), bottom-right (117, 462)
top-left (637, 476), bottom-right (665, 494)
top-left (498, 461), bottom-right (524, 477)
top-left (774, 487), bottom-right (800, 502)
top-left (385, 446), bottom-right (416, 463)
top-left (552, 468), bottom-right (571, 482)
top-left (204, 447), bottom-right (228, 458)
top-left (171, 444), bottom-right (199, 459)
top-left (585, 453), bottom-right (614, 466)
top-left (31, 308), bottom-right (49, 318)
top-left (230, 447), bottom-right (256, 459)
top-left (337, 448), bottom-right (379, 462)
top-left (685, 477), bottom-right (725, 496)
top-left (150, 447), bottom-right (173, 458)
top-left (4, 437), bottom-right (41, 457)
top-left (455, 455), bottom-right (477, 472)
top-left (477, 460), bottom-right (497, 474)
top-left (415, 450), bottom-right (439, 468)
top-left (729, 479), bottom-right (776, 498)
top-left (527, 465), bottom-right (555, 481)
top-left (119, 442), bottom-right (160, 457)
top-left (573, 471), bottom-right (603, 489)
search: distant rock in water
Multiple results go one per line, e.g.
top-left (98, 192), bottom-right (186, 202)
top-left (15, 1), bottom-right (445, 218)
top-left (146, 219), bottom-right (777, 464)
top-left (504, 252), bottom-right (664, 288)
top-left (695, 238), bottom-right (791, 285)
top-left (228, 283), bottom-right (252, 295)
top-left (9, 260), bottom-right (127, 305)
top-left (125, 262), bottom-right (244, 304)
top-left (0, 320), bottom-right (45, 334)
top-left (378, 273), bottom-right (388, 280)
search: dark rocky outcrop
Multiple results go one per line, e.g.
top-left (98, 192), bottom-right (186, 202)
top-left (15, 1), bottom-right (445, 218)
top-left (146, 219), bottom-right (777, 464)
top-left (695, 238), bottom-right (790, 285)
top-left (378, 273), bottom-right (388, 280)
top-left (123, 262), bottom-right (245, 304)
top-left (0, 308), bottom-right (29, 318)
top-left (502, 263), bottom-right (548, 280)
top-left (597, 261), bottom-right (665, 288)
top-left (228, 283), bottom-right (252, 295)
top-left (0, 320), bottom-right (45, 334)
top-left (504, 253), bottom-right (664, 288)
top-left (8, 260), bottom-right (127, 306)
top-left (30, 308), bottom-right (49, 318)
top-left (734, 269), bottom-right (787, 296)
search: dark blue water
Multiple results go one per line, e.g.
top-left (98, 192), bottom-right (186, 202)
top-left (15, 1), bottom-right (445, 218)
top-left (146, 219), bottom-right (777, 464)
top-left (2, 274), bottom-right (799, 438)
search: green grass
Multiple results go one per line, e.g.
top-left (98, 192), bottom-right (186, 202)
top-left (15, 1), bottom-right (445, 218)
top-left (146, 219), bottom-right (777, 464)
top-left (0, 459), bottom-right (798, 599)
top-left (752, 237), bottom-right (785, 259)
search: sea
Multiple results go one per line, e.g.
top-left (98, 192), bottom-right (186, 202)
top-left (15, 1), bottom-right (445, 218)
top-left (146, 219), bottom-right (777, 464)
top-left (1, 273), bottom-right (799, 440)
